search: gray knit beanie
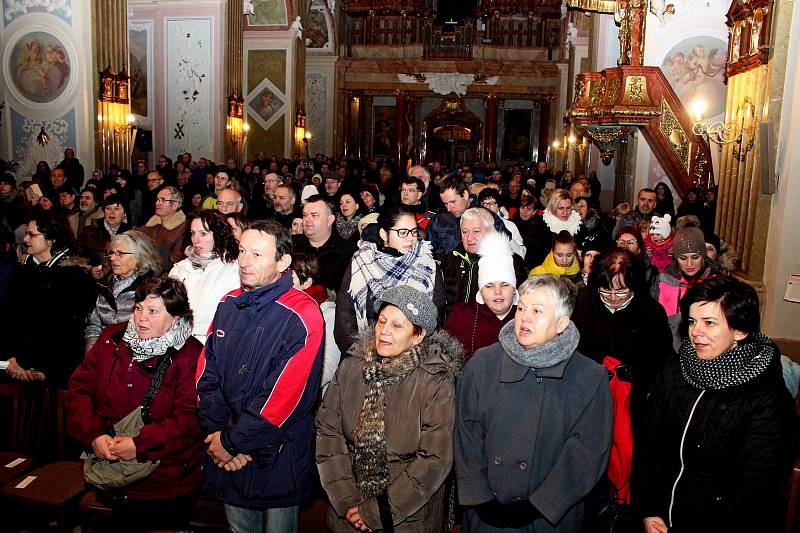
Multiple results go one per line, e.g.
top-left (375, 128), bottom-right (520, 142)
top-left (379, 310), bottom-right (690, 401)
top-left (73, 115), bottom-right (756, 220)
top-left (374, 286), bottom-right (437, 334)
top-left (673, 227), bottom-right (706, 256)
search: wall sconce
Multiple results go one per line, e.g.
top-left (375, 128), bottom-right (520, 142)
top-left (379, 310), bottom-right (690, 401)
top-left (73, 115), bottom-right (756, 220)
top-left (98, 66), bottom-right (137, 137)
top-left (294, 110), bottom-right (306, 146)
top-left (303, 131), bottom-right (312, 158)
top-left (226, 93), bottom-right (248, 145)
top-left (691, 97), bottom-right (757, 161)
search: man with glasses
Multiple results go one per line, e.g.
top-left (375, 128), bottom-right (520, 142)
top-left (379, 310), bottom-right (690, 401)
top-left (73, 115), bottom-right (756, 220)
top-left (140, 186), bottom-right (187, 268)
top-left (399, 176), bottom-right (435, 229)
top-left (249, 171), bottom-right (280, 219)
top-left (79, 194), bottom-right (132, 273)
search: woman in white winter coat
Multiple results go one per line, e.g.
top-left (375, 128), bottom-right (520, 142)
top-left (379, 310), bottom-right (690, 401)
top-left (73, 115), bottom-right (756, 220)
top-left (169, 209), bottom-right (240, 344)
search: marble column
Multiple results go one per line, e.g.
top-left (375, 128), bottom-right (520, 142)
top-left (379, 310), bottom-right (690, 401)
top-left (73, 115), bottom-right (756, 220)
top-left (485, 94), bottom-right (498, 163)
top-left (357, 93), bottom-right (366, 158)
top-left (93, 0), bottom-right (130, 172)
top-left (343, 91), bottom-right (353, 156)
top-left (224, 0), bottom-right (244, 162)
top-left (395, 91), bottom-right (407, 164)
top-left (537, 101), bottom-right (551, 163)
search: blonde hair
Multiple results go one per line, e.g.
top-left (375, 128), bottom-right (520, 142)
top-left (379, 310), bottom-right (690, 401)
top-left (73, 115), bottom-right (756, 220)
top-left (546, 189), bottom-right (572, 216)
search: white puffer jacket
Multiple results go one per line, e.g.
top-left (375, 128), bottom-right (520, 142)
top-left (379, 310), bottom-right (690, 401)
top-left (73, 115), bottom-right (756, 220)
top-left (169, 257), bottom-right (241, 345)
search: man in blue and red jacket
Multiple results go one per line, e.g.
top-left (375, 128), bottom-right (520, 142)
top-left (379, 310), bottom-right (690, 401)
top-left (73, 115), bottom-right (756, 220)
top-left (196, 219), bottom-right (325, 532)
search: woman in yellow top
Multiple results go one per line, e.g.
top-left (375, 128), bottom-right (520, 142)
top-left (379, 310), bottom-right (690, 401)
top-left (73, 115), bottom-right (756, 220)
top-left (530, 230), bottom-right (581, 281)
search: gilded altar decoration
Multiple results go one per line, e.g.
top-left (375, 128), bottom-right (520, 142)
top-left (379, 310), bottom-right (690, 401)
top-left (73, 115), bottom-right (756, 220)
top-left (588, 78), bottom-right (605, 107)
top-left (606, 75), bottom-right (622, 104)
top-left (660, 100), bottom-right (690, 171)
top-left (573, 78), bottom-right (585, 107)
top-left (623, 76), bottom-right (650, 105)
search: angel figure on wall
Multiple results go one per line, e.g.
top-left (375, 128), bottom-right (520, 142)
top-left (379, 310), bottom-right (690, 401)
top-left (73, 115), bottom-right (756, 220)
top-left (291, 16), bottom-right (304, 40)
top-left (565, 22), bottom-right (578, 45)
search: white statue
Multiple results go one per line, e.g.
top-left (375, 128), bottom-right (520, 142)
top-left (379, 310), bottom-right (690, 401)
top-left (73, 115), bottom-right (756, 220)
top-left (561, 0), bottom-right (569, 19)
top-left (565, 22), bottom-right (578, 45)
top-left (243, 0), bottom-right (255, 16)
top-left (291, 16), bottom-right (303, 40)
top-left (649, 0), bottom-right (675, 27)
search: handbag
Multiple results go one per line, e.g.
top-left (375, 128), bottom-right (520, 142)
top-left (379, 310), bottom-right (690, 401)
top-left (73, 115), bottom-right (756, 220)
top-left (82, 349), bottom-right (174, 490)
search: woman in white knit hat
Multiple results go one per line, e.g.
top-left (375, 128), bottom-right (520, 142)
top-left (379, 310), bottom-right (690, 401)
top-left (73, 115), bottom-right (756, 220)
top-left (445, 232), bottom-right (519, 360)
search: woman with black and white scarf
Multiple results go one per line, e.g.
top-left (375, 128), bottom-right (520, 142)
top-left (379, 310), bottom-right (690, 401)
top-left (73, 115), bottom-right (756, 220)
top-left (634, 277), bottom-right (796, 533)
top-left (333, 206), bottom-right (445, 355)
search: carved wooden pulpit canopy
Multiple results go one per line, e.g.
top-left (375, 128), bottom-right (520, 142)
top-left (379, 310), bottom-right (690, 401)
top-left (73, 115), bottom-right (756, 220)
top-left (565, 0), bottom-right (713, 197)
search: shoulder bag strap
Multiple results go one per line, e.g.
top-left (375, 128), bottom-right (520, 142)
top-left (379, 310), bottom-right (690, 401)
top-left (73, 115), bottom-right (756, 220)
top-left (139, 347), bottom-right (175, 424)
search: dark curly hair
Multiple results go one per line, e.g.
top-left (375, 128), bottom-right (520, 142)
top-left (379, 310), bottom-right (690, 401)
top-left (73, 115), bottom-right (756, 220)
top-left (31, 211), bottom-right (75, 252)
top-left (135, 275), bottom-right (193, 326)
top-left (186, 209), bottom-right (239, 262)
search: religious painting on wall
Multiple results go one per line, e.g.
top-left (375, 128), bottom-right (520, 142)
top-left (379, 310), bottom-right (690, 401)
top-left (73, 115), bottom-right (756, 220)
top-left (502, 109), bottom-right (532, 162)
top-left (129, 23), bottom-right (152, 118)
top-left (248, 84), bottom-right (285, 127)
top-left (660, 36), bottom-right (727, 119)
top-left (373, 106), bottom-right (395, 156)
top-left (248, 0), bottom-right (288, 26)
top-left (7, 31), bottom-right (71, 104)
top-left (307, 2), bottom-right (330, 49)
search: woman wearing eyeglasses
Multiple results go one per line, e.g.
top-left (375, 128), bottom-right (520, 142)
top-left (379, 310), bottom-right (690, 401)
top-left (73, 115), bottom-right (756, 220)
top-left (333, 206), bottom-right (445, 354)
top-left (1, 212), bottom-right (96, 386)
top-left (615, 225), bottom-right (660, 299)
top-left (84, 230), bottom-right (163, 353)
top-left (571, 249), bottom-right (674, 520)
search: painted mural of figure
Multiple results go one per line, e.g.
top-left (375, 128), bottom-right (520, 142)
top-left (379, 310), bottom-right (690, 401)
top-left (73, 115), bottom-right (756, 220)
top-left (15, 40), bottom-right (68, 100)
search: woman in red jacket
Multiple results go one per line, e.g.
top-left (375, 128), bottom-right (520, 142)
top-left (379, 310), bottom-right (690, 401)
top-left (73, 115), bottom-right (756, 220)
top-left (66, 275), bottom-right (203, 532)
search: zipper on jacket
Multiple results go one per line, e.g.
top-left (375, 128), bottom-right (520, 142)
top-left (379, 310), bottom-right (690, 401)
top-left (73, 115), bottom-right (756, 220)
top-left (668, 389), bottom-right (706, 528)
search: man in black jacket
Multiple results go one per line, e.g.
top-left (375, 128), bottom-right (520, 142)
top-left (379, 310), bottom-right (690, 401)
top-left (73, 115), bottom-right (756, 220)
top-left (291, 195), bottom-right (355, 293)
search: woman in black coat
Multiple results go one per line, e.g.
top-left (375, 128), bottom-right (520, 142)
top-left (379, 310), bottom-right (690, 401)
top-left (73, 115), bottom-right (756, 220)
top-left (572, 249), bottom-right (674, 436)
top-left (634, 277), bottom-right (796, 533)
top-left (1, 212), bottom-right (95, 386)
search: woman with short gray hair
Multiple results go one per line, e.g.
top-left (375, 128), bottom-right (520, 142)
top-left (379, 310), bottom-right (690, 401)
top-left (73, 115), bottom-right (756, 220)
top-left (455, 274), bottom-right (612, 532)
top-left (84, 229), bottom-right (163, 352)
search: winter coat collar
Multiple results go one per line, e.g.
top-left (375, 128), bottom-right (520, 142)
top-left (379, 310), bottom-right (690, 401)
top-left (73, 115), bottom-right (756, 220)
top-left (499, 349), bottom-right (572, 382)
top-left (144, 210), bottom-right (186, 230)
top-left (348, 329), bottom-right (464, 378)
top-left (233, 270), bottom-right (293, 311)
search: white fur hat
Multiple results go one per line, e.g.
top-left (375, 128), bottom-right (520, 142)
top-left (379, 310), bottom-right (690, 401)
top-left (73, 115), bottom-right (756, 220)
top-left (476, 232), bottom-right (518, 304)
top-left (301, 185), bottom-right (319, 204)
top-left (649, 213), bottom-right (672, 239)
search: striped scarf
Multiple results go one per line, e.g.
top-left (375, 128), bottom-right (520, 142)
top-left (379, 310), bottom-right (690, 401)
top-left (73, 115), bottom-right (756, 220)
top-left (348, 240), bottom-right (436, 332)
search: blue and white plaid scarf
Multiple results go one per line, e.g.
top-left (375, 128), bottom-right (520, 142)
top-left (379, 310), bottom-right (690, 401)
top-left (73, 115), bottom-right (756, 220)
top-left (348, 240), bottom-right (436, 332)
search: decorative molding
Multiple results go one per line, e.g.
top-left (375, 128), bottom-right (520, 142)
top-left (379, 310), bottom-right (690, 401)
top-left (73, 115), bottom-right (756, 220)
top-left (3, 0), bottom-right (72, 27)
top-left (396, 73), bottom-right (499, 96)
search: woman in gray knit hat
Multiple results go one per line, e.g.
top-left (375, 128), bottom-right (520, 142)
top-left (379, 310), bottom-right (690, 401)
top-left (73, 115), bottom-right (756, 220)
top-left (316, 285), bottom-right (463, 532)
top-left (657, 226), bottom-right (724, 350)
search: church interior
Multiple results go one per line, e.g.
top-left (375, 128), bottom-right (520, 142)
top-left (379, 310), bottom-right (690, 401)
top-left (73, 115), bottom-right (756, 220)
top-left (1, 0), bottom-right (800, 530)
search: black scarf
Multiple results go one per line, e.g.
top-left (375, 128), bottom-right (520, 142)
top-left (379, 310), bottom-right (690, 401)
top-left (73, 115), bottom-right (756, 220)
top-left (679, 333), bottom-right (773, 390)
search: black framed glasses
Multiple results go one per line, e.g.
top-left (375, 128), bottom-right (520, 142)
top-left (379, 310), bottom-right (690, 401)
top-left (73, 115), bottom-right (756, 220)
top-left (388, 228), bottom-right (420, 238)
top-left (105, 250), bottom-right (135, 258)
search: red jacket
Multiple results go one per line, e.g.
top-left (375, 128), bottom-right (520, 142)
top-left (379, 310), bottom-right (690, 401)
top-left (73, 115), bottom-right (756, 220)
top-left (445, 301), bottom-right (515, 360)
top-left (66, 322), bottom-right (204, 500)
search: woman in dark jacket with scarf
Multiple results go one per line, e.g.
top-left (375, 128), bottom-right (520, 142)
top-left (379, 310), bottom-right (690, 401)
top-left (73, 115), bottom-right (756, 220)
top-left (634, 277), bottom-right (795, 533)
top-left (317, 286), bottom-right (463, 532)
top-left (2, 212), bottom-right (95, 386)
top-left (334, 206), bottom-right (445, 354)
top-left (67, 276), bottom-right (204, 531)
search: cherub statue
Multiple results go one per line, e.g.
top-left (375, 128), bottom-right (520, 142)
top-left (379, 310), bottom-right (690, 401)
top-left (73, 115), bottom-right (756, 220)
top-left (565, 22), bottom-right (578, 45)
top-left (291, 16), bottom-right (303, 40)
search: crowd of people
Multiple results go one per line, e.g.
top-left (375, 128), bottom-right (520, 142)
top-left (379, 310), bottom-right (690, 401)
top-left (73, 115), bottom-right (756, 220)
top-left (0, 148), bottom-right (796, 533)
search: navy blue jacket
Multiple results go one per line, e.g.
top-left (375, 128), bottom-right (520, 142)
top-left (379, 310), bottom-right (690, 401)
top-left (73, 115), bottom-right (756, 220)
top-left (196, 271), bottom-right (325, 509)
